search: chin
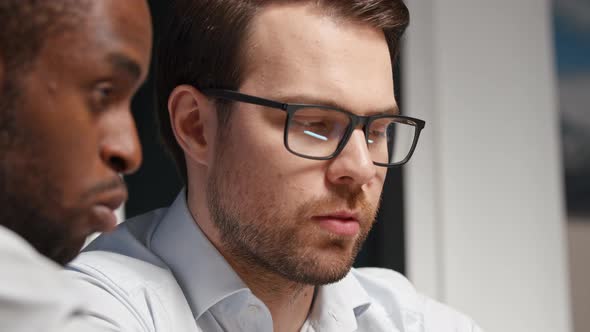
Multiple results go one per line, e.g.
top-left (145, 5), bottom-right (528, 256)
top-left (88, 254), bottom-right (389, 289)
top-left (294, 262), bottom-right (353, 286)
top-left (45, 231), bottom-right (87, 265)
top-left (36, 214), bottom-right (91, 265)
top-left (281, 247), bottom-right (357, 286)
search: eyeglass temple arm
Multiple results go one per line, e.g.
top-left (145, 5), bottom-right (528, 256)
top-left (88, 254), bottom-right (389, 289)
top-left (202, 89), bottom-right (288, 111)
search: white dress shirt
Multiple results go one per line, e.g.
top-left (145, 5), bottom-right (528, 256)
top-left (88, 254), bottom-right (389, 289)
top-left (67, 190), bottom-right (483, 332)
top-left (0, 226), bottom-right (117, 332)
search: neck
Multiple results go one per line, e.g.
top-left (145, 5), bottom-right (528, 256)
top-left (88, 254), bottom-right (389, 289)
top-left (186, 192), bottom-right (314, 332)
top-left (228, 254), bottom-right (315, 332)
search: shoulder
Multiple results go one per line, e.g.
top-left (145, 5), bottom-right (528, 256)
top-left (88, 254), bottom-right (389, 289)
top-left (67, 250), bottom-right (196, 332)
top-left (69, 250), bottom-right (177, 295)
top-left (0, 226), bottom-right (53, 265)
top-left (83, 208), bottom-right (166, 257)
top-left (351, 268), bottom-right (483, 332)
top-left (66, 206), bottom-right (197, 332)
top-left (71, 207), bottom-right (182, 309)
top-left (0, 227), bottom-right (82, 331)
top-left (69, 207), bottom-right (174, 302)
top-left (0, 226), bottom-right (65, 295)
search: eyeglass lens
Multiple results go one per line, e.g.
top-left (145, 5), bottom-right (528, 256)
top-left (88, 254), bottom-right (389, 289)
top-left (286, 107), bottom-right (416, 165)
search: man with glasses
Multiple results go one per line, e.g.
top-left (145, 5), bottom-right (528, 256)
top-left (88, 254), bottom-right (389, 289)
top-left (0, 0), bottom-right (153, 331)
top-left (68, 0), bottom-right (483, 331)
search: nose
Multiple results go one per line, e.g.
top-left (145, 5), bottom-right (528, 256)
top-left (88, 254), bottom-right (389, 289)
top-left (326, 129), bottom-right (376, 187)
top-left (100, 110), bottom-right (142, 175)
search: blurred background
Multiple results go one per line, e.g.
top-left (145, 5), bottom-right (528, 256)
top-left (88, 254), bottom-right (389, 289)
top-left (554, 0), bottom-right (590, 331)
top-left (117, 0), bottom-right (589, 331)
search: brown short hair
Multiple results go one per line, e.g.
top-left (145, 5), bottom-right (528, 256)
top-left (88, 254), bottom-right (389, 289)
top-left (155, 0), bottom-right (410, 182)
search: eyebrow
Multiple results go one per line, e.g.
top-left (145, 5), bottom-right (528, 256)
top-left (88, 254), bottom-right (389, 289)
top-left (276, 94), bottom-right (400, 116)
top-left (107, 53), bottom-right (142, 82)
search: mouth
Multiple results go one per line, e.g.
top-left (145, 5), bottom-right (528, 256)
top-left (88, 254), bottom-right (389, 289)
top-left (311, 211), bottom-right (360, 237)
top-left (89, 186), bottom-right (128, 233)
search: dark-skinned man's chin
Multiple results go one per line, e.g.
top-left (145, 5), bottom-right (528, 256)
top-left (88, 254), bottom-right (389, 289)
top-left (44, 235), bottom-right (87, 266)
top-left (1, 209), bottom-right (89, 265)
top-left (26, 222), bottom-right (88, 266)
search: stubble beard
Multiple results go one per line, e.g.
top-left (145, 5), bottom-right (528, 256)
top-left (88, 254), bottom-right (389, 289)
top-left (206, 145), bottom-right (379, 286)
top-left (0, 78), bottom-right (85, 265)
top-left (0, 144), bottom-right (87, 265)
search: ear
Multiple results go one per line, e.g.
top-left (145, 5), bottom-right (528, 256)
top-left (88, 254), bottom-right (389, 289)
top-left (167, 85), bottom-right (217, 167)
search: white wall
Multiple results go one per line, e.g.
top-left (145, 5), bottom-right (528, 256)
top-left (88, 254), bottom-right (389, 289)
top-left (403, 1), bottom-right (572, 331)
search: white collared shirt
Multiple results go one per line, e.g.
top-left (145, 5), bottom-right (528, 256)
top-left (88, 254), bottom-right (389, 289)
top-left (0, 226), bottom-right (117, 332)
top-left (67, 190), bottom-right (483, 332)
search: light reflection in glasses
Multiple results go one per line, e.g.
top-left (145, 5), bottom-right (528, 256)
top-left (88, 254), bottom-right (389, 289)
top-left (303, 130), bottom-right (328, 141)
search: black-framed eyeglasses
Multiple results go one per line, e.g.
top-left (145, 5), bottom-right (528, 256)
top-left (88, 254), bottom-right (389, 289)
top-left (203, 89), bottom-right (425, 167)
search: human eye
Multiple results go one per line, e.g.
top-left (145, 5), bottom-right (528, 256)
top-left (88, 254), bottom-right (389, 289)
top-left (290, 107), bottom-right (350, 143)
top-left (367, 120), bottom-right (392, 144)
top-left (89, 81), bottom-right (115, 112)
top-left (293, 118), bottom-right (330, 131)
top-left (369, 127), bottom-right (387, 137)
top-left (366, 129), bottom-right (387, 145)
top-left (289, 118), bottom-right (330, 142)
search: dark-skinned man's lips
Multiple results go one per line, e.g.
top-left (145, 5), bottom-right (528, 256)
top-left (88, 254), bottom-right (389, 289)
top-left (89, 186), bottom-right (128, 233)
top-left (311, 210), bottom-right (360, 236)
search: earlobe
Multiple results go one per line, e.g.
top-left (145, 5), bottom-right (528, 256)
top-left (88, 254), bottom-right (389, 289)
top-left (168, 85), bottom-right (216, 167)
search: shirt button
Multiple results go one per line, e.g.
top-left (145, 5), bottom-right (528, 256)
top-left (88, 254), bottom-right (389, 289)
top-left (248, 304), bottom-right (260, 313)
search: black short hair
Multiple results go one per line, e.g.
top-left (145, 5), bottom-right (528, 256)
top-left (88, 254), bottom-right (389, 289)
top-left (0, 0), bottom-right (90, 77)
top-left (0, 0), bottom-right (91, 133)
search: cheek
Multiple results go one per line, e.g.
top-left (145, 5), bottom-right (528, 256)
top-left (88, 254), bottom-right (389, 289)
top-left (28, 127), bottom-right (101, 201)
top-left (373, 168), bottom-right (387, 189)
top-left (221, 114), bottom-right (349, 210)
top-left (221, 150), bottom-right (291, 203)
top-left (365, 169), bottom-right (387, 204)
top-left (20, 95), bottom-right (96, 164)
top-left (218, 139), bottom-right (310, 218)
top-left (45, 130), bottom-right (98, 179)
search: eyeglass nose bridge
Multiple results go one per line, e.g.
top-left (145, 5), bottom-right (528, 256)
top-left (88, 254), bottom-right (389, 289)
top-left (329, 113), bottom-right (375, 160)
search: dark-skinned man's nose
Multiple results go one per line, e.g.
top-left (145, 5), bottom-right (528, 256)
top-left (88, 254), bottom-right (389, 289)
top-left (99, 110), bottom-right (142, 174)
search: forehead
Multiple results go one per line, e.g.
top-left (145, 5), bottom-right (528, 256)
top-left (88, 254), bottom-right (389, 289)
top-left (40, 0), bottom-right (152, 77)
top-left (241, 3), bottom-right (395, 112)
top-left (90, 0), bottom-right (152, 52)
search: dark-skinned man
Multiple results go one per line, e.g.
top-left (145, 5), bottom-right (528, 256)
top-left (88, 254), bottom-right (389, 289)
top-left (0, 1), bottom-right (153, 331)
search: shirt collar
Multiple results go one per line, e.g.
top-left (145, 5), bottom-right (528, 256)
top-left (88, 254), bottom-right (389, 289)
top-left (148, 189), bottom-right (250, 320)
top-left (307, 271), bottom-right (372, 332)
top-left (148, 190), bottom-right (373, 327)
